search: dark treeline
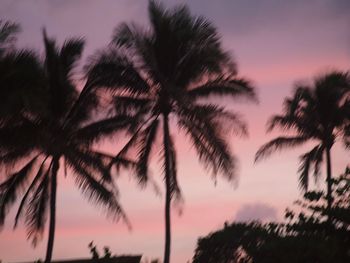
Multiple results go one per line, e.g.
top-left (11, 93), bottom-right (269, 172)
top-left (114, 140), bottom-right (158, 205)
top-left (0, 1), bottom-right (349, 263)
top-left (193, 168), bottom-right (350, 263)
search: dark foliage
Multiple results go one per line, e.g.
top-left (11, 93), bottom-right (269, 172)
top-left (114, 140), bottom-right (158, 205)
top-left (193, 168), bottom-right (350, 263)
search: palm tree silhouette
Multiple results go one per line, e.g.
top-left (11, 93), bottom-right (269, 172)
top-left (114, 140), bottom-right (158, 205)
top-left (255, 71), bottom-right (350, 221)
top-left (85, 1), bottom-right (256, 262)
top-left (0, 31), bottom-right (132, 262)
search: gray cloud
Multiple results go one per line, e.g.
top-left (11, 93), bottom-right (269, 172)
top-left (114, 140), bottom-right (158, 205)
top-left (161, 0), bottom-right (350, 37)
top-left (0, 0), bottom-right (348, 74)
top-left (235, 203), bottom-right (278, 222)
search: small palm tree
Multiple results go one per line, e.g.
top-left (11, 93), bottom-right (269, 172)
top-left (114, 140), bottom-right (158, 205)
top-left (85, 1), bottom-right (256, 262)
top-left (255, 71), bottom-right (350, 220)
top-left (0, 31), bottom-right (132, 262)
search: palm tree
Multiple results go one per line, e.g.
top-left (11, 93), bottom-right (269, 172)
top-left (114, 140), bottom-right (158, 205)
top-left (84, 1), bottom-right (256, 262)
top-left (0, 31), bottom-right (133, 262)
top-left (255, 71), bottom-right (350, 221)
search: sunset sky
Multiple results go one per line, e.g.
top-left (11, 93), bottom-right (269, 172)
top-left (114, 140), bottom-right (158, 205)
top-left (0, 0), bottom-right (349, 262)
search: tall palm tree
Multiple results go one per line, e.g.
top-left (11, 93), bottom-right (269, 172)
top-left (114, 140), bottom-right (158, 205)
top-left (255, 71), bottom-right (350, 221)
top-left (84, 1), bottom-right (256, 262)
top-left (0, 31), bottom-right (133, 262)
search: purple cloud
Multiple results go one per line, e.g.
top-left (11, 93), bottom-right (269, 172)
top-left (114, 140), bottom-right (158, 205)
top-left (235, 203), bottom-right (278, 222)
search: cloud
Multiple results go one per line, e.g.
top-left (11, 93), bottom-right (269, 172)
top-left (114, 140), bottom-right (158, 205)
top-left (167, 0), bottom-right (350, 36)
top-left (235, 203), bottom-right (278, 222)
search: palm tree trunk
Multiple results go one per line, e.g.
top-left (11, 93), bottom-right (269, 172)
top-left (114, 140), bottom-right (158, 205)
top-left (162, 113), bottom-right (172, 263)
top-left (325, 147), bottom-right (333, 224)
top-left (45, 158), bottom-right (59, 263)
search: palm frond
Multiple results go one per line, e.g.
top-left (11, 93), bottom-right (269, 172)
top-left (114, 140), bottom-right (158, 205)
top-left (255, 136), bottom-right (308, 162)
top-left (181, 104), bottom-right (248, 137)
top-left (266, 115), bottom-right (299, 132)
top-left (112, 22), bottom-right (150, 50)
top-left (136, 118), bottom-right (159, 185)
top-left (110, 156), bottom-right (136, 173)
top-left (177, 106), bottom-right (236, 180)
top-left (43, 29), bottom-right (78, 119)
top-left (14, 157), bottom-right (47, 228)
top-left (148, 0), bottom-right (233, 87)
top-left (73, 115), bottom-right (134, 145)
top-left (0, 157), bottom-right (37, 225)
top-left (84, 47), bottom-right (149, 95)
top-left (162, 124), bottom-right (181, 200)
top-left (111, 115), bottom-right (159, 164)
top-left (266, 86), bottom-right (316, 134)
top-left (298, 145), bottom-right (324, 191)
top-left (0, 148), bottom-right (36, 171)
top-left (67, 158), bottom-right (128, 224)
top-left (113, 96), bottom-right (152, 115)
top-left (65, 148), bottom-right (113, 183)
top-left (25, 166), bottom-right (50, 246)
top-left (188, 76), bottom-right (256, 102)
top-left (60, 37), bottom-right (85, 77)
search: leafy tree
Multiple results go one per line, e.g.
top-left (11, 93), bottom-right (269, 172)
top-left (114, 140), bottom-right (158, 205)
top-left (84, 1), bottom-right (256, 262)
top-left (0, 31), bottom-right (132, 262)
top-left (255, 71), bottom-right (350, 220)
top-left (192, 169), bottom-right (350, 263)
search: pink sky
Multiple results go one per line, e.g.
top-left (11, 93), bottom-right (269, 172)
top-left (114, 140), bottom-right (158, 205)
top-left (0, 0), bottom-right (349, 262)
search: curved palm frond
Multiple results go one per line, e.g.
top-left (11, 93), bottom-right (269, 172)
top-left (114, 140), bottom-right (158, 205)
top-left (255, 136), bottom-right (308, 162)
top-left (14, 157), bottom-right (48, 228)
top-left (113, 96), bottom-right (152, 116)
top-left (266, 115), bottom-right (300, 133)
top-left (73, 115), bottom-right (134, 145)
top-left (298, 145), bottom-right (324, 191)
top-left (181, 104), bottom-right (248, 137)
top-left (177, 105), bottom-right (236, 180)
top-left (85, 47), bottom-right (150, 95)
top-left (65, 155), bottom-right (127, 224)
top-left (60, 37), bottom-right (85, 77)
top-left (0, 157), bottom-right (37, 225)
top-left (25, 167), bottom-right (50, 246)
top-left (188, 76), bottom-right (256, 102)
top-left (136, 118), bottom-right (159, 185)
top-left (162, 124), bottom-right (181, 200)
